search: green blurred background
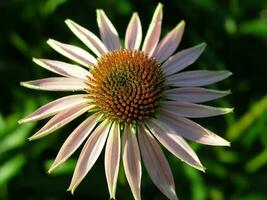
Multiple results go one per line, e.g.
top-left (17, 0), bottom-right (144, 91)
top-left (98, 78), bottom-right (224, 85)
top-left (0, 0), bottom-right (267, 199)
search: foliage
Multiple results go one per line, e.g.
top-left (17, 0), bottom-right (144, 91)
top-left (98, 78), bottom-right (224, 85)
top-left (0, 0), bottom-right (267, 199)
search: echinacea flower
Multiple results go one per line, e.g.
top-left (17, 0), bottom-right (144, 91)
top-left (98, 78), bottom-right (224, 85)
top-left (19, 3), bottom-right (232, 200)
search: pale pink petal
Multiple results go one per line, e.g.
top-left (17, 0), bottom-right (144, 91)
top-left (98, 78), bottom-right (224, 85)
top-left (146, 118), bottom-right (204, 171)
top-left (33, 58), bottom-right (89, 80)
top-left (28, 102), bottom-right (90, 140)
top-left (122, 124), bottom-right (141, 200)
top-left (48, 114), bottom-right (98, 173)
top-left (161, 101), bottom-right (233, 118)
top-left (65, 19), bottom-right (108, 56)
top-left (47, 39), bottom-right (97, 67)
top-left (167, 70), bottom-right (232, 87)
top-left (68, 120), bottom-right (111, 193)
top-left (18, 94), bottom-right (88, 123)
top-left (164, 87), bottom-right (231, 103)
top-left (97, 9), bottom-right (120, 50)
top-left (160, 110), bottom-right (230, 146)
top-left (142, 3), bottom-right (163, 57)
top-left (125, 12), bottom-right (142, 50)
top-left (162, 43), bottom-right (206, 76)
top-left (20, 77), bottom-right (87, 91)
top-left (153, 20), bottom-right (185, 63)
top-left (105, 122), bottom-right (121, 199)
top-left (138, 123), bottom-right (178, 200)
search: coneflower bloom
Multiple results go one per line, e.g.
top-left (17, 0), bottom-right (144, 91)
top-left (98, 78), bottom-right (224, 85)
top-left (19, 3), bottom-right (232, 200)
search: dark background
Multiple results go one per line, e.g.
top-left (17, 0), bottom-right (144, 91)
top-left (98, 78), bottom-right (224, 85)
top-left (0, 0), bottom-right (267, 199)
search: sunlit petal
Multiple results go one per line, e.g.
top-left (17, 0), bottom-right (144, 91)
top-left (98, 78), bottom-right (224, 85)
top-left (47, 39), bottom-right (97, 67)
top-left (138, 123), bottom-right (178, 200)
top-left (68, 120), bottom-right (111, 193)
top-left (105, 122), bottom-right (121, 199)
top-left (153, 20), bottom-right (185, 63)
top-left (125, 13), bottom-right (142, 50)
top-left (65, 19), bottom-right (108, 56)
top-left (123, 124), bottom-right (142, 200)
top-left (97, 9), bottom-right (120, 50)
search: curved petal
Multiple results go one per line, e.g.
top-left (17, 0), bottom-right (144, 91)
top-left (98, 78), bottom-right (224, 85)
top-left (160, 110), bottom-right (230, 146)
top-left (125, 12), bottom-right (142, 50)
top-left (20, 77), bottom-right (87, 91)
top-left (146, 118), bottom-right (204, 171)
top-left (65, 19), bottom-right (108, 56)
top-left (48, 114), bottom-right (98, 173)
top-left (138, 123), bottom-right (178, 200)
top-left (153, 20), bottom-right (185, 63)
top-left (18, 94), bottom-right (88, 123)
top-left (28, 102), bottom-right (90, 140)
top-left (68, 120), bottom-right (111, 193)
top-left (47, 39), bottom-right (97, 67)
top-left (142, 3), bottom-right (163, 57)
top-left (164, 87), bottom-right (231, 103)
top-left (33, 58), bottom-right (89, 80)
top-left (122, 124), bottom-right (142, 200)
top-left (161, 101), bottom-right (233, 118)
top-left (105, 122), bottom-right (121, 199)
top-left (167, 70), bottom-right (232, 87)
top-left (97, 9), bottom-right (120, 50)
top-left (162, 43), bottom-right (206, 76)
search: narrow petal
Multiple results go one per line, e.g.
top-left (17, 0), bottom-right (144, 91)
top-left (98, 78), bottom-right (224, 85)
top-left (160, 110), bottom-right (230, 146)
top-left (161, 101), bottom-right (233, 118)
top-left (97, 9), bottom-right (120, 50)
top-left (47, 39), bottom-right (97, 67)
top-left (153, 20), bottom-right (185, 63)
top-left (167, 70), bottom-right (232, 87)
top-left (105, 122), bottom-right (121, 199)
top-left (138, 123), bottom-right (178, 200)
top-left (65, 19), bottom-right (108, 56)
top-left (18, 94), bottom-right (88, 123)
top-left (146, 118), bottom-right (204, 171)
top-left (20, 77), bottom-right (87, 91)
top-left (33, 58), bottom-right (89, 80)
top-left (162, 43), bottom-right (206, 76)
top-left (142, 3), bottom-right (163, 57)
top-left (28, 102), bottom-right (90, 140)
top-left (125, 12), bottom-right (142, 50)
top-left (164, 87), bottom-right (231, 103)
top-left (68, 120), bottom-right (111, 193)
top-left (122, 124), bottom-right (142, 200)
top-left (48, 114), bottom-right (98, 173)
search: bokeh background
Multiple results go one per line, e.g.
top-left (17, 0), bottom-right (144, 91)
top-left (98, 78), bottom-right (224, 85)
top-left (0, 0), bottom-right (267, 199)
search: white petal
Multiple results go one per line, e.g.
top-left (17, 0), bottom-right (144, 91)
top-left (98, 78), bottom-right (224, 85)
top-left (21, 77), bottom-right (87, 91)
top-left (68, 120), bottom-right (111, 193)
top-left (138, 123), bottom-right (178, 200)
top-left (125, 13), bottom-right (142, 50)
top-left (105, 122), bottom-right (121, 199)
top-left (97, 9), bottom-right (120, 50)
top-left (161, 101), bottom-right (233, 118)
top-left (48, 114), bottom-right (98, 173)
top-left (142, 3), bottom-right (163, 57)
top-left (160, 110), bottom-right (230, 146)
top-left (28, 102), bottom-right (90, 140)
top-left (65, 19), bottom-right (108, 56)
top-left (33, 58), bottom-right (89, 80)
top-left (162, 43), bottom-right (206, 76)
top-left (167, 70), bottom-right (232, 87)
top-left (47, 39), bottom-right (97, 67)
top-left (153, 20), bottom-right (185, 63)
top-left (146, 118), bottom-right (205, 171)
top-left (164, 87), bottom-right (231, 103)
top-left (122, 124), bottom-right (141, 200)
top-left (18, 94), bottom-right (88, 123)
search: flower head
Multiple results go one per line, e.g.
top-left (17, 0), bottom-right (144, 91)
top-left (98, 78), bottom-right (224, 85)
top-left (19, 3), bottom-right (232, 200)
